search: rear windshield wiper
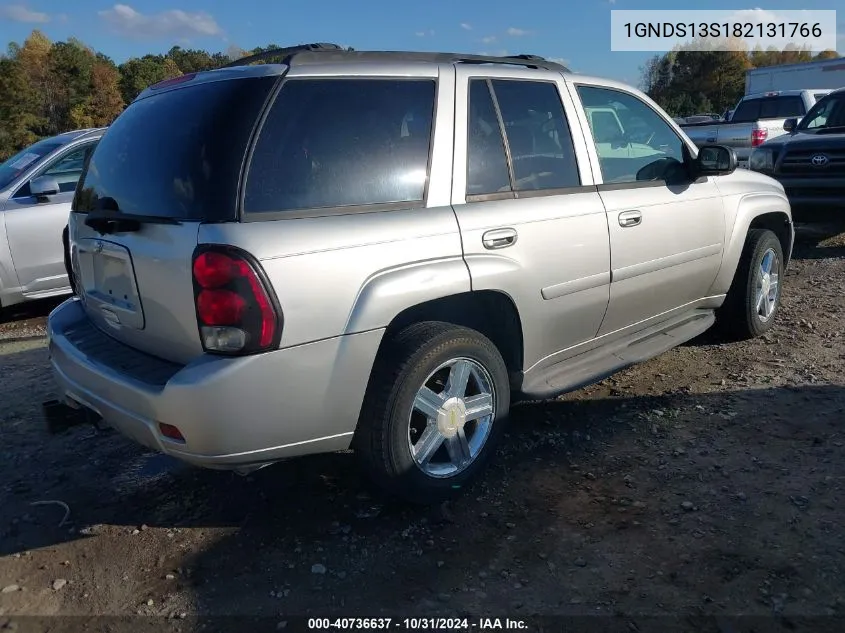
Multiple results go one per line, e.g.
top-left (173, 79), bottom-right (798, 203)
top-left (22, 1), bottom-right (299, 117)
top-left (84, 211), bottom-right (182, 235)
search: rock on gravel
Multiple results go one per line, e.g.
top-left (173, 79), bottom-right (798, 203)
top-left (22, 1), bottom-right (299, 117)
top-left (311, 564), bottom-right (327, 575)
top-left (2, 585), bottom-right (20, 594)
top-left (52, 579), bottom-right (67, 591)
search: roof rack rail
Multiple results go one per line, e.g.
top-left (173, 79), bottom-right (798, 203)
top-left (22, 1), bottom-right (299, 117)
top-left (222, 43), bottom-right (348, 68)
top-left (224, 46), bottom-right (570, 73)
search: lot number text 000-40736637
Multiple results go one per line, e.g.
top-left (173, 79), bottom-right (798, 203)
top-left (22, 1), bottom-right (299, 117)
top-left (306, 618), bottom-right (528, 630)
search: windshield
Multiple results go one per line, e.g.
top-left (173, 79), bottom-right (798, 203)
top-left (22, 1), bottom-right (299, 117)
top-left (0, 138), bottom-right (63, 191)
top-left (798, 94), bottom-right (845, 131)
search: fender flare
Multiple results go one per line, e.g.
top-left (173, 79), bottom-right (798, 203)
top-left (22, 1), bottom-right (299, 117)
top-left (708, 191), bottom-right (792, 297)
top-left (343, 256), bottom-right (472, 335)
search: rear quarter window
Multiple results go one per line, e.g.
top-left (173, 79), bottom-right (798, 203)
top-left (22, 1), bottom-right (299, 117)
top-left (244, 78), bottom-right (436, 215)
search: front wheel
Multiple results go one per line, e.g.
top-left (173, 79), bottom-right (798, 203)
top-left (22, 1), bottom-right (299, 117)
top-left (716, 228), bottom-right (784, 340)
top-left (355, 322), bottom-right (511, 504)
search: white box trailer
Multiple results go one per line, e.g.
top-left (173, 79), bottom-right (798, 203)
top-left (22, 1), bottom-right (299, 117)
top-left (745, 57), bottom-right (845, 95)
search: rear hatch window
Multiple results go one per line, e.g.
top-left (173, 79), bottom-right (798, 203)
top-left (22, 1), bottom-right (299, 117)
top-left (73, 75), bottom-right (278, 221)
top-left (732, 96), bottom-right (805, 123)
top-left (67, 74), bottom-right (278, 365)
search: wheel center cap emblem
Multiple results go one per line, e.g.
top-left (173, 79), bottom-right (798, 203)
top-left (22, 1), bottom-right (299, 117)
top-left (437, 397), bottom-right (467, 438)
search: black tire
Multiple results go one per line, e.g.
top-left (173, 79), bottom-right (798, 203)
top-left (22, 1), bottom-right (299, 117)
top-left (355, 321), bottom-right (510, 504)
top-left (716, 228), bottom-right (784, 340)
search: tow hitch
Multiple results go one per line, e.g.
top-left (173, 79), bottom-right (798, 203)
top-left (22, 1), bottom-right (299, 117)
top-left (42, 399), bottom-right (102, 435)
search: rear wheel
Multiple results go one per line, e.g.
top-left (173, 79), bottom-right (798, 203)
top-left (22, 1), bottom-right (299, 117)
top-left (355, 322), bottom-right (510, 504)
top-left (717, 229), bottom-right (784, 340)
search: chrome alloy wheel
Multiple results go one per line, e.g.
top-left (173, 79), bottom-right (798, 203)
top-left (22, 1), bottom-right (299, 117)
top-left (755, 248), bottom-right (780, 322)
top-left (407, 357), bottom-right (496, 478)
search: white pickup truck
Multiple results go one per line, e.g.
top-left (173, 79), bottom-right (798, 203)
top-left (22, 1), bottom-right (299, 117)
top-left (682, 90), bottom-right (832, 167)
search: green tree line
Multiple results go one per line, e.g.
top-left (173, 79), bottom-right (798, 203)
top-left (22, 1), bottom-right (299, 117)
top-left (642, 44), bottom-right (840, 117)
top-left (2, 30), bottom-right (841, 159)
top-left (0, 30), bottom-right (281, 160)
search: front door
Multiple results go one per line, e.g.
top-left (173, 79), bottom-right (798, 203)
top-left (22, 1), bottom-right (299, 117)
top-left (3, 142), bottom-right (95, 295)
top-left (450, 67), bottom-right (611, 372)
top-left (569, 83), bottom-right (726, 337)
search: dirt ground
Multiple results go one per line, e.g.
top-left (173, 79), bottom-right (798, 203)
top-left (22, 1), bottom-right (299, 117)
top-left (0, 220), bottom-right (844, 632)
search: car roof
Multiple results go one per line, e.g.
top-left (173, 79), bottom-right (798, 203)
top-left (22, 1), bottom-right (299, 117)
top-left (136, 45), bottom-right (576, 101)
top-left (223, 44), bottom-right (571, 73)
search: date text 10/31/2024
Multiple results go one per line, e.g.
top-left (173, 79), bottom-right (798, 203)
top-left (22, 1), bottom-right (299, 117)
top-left (307, 618), bottom-right (528, 630)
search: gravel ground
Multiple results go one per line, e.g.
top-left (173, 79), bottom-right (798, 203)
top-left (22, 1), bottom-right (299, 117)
top-left (0, 221), bottom-right (844, 632)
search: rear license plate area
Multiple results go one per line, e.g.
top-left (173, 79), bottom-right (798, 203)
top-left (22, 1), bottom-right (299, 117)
top-left (76, 238), bottom-right (144, 329)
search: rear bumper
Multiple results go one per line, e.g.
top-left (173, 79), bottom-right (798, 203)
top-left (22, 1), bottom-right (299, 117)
top-left (47, 298), bottom-right (383, 469)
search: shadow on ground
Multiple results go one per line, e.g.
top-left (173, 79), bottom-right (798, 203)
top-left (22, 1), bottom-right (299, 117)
top-left (0, 296), bottom-right (64, 325)
top-left (791, 219), bottom-right (845, 260)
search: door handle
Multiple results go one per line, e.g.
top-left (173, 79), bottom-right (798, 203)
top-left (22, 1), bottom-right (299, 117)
top-left (618, 210), bottom-right (642, 228)
top-left (482, 228), bottom-right (518, 250)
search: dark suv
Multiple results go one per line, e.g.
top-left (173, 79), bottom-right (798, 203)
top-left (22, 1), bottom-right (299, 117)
top-left (749, 87), bottom-right (845, 214)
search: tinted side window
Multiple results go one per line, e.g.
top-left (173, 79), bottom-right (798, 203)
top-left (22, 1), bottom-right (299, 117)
top-left (245, 79), bottom-right (436, 214)
top-left (731, 99), bottom-right (761, 123)
top-left (491, 80), bottom-right (580, 191)
top-left (577, 85), bottom-right (685, 185)
top-left (467, 79), bottom-right (511, 196)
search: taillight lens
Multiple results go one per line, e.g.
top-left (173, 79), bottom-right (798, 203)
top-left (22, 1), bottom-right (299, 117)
top-left (191, 246), bottom-right (282, 355)
top-left (196, 289), bottom-right (246, 325)
top-left (751, 128), bottom-right (768, 147)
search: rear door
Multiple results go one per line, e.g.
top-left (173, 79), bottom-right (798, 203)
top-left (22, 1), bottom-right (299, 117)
top-left (4, 141), bottom-right (95, 295)
top-left (69, 72), bottom-right (279, 364)
top-left (451, 66), bottom-right (610, 372)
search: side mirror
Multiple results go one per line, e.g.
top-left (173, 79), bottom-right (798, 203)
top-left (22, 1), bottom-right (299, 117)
top-left (783, 117), bottom-right (797, 133)
top-left (30, 175), bottom-right (60, 201)
top-left (695, 144), bottom-right (738, 176)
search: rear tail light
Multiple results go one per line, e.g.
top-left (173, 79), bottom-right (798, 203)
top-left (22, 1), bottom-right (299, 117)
top-left (191, 245), bottom-right (282, 355)
top-left (751, 128), bottom-right (768, 147)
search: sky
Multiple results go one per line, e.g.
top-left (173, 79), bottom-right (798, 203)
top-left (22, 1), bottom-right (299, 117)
top-left (0, 0), bottom-right (843, 87)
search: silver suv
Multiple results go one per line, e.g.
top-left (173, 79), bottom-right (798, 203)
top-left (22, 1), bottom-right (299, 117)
top-left (0, 128), bottom-right (103, 309)
top-left (47, 45), bottom-right (793, 502)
